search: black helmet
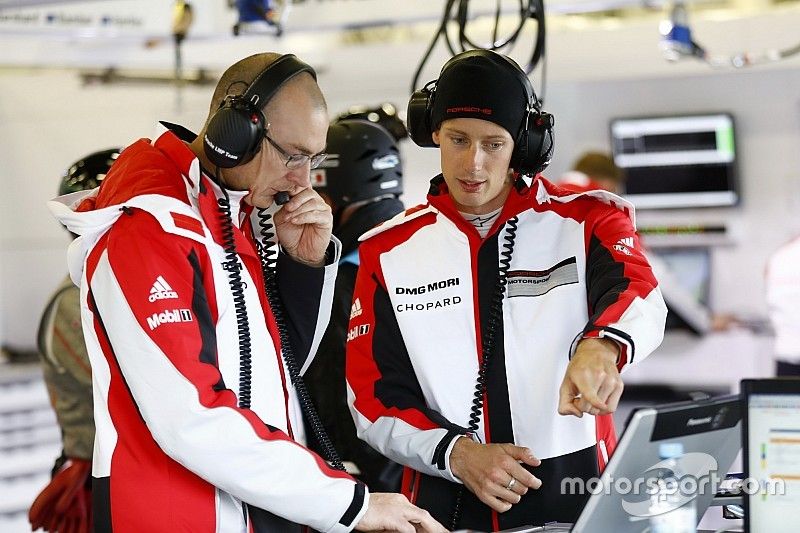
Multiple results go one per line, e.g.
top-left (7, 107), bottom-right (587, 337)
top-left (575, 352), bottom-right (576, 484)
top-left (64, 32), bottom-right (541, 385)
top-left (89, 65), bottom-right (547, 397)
top-left (59, 148), bottom-right (121, 195)
top-left (334, 102), bottom-right (409, 142)
top-left (314, 120), bottom-right (403, 209)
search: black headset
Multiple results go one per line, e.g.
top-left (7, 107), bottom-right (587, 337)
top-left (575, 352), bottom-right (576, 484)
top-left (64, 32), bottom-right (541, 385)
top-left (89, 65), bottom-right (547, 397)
top-left (203, 54), bottom-right (316, 169)
top-left (407, 49), bottom-right (554, 175)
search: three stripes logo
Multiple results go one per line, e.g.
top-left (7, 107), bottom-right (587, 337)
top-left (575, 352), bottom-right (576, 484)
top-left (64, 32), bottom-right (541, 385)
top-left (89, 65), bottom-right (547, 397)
top-left (613, 236), bottom-right (635, 256)
top-left (350, 298), bottom-right (363, 319)
top-left (149, 276), bottom-right (178, 303)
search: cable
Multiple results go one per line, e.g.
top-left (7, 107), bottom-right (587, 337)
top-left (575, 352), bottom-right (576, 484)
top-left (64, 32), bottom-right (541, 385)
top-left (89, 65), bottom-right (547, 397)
top-left (213, 167), bottom-right (344, 470)
top-left (216, 186), bottom-right (254, 409)
top-left (450, 216), bottom-right (519, 530)
top-left (411, 0), bottom-right (546, 93)
top-left (255, 208), bottom-right (346, 472)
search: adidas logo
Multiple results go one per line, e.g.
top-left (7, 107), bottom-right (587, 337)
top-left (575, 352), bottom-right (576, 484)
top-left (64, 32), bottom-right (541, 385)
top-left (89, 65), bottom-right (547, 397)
top-left (149, 276), bottom-right (178, 303)
top-left (147, 309), bottom-right (192, 331)
top-left (613, 237), bottom-right (635, 256)
top-left (350, 298), bottom-right (363, 319)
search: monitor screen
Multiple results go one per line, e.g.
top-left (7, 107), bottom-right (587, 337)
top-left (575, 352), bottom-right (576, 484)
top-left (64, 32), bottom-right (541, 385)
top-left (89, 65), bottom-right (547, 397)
top-left (610, 113), bottom-right (738, 209)
top-left (742, 379), bottom-right (800, 533)
top-left (650, 248), bottom-right (712, 334)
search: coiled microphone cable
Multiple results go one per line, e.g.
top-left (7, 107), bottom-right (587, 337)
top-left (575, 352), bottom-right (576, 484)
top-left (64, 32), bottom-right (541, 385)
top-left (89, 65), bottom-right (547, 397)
top-left (214, 174), bottom-right (344, 471)
top-left (216, 184), bottom-right (254, 409)
top-left (450, 215), bottom-right (519, 530)
top-left (256, 208), bottom-right (346, 472)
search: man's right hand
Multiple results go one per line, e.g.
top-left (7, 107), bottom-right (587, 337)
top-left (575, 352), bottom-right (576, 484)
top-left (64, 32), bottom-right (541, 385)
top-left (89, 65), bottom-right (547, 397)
top-left (449, 437), bottom-right (542, 513)
top-left (355, 493), bottom-right (447, 532)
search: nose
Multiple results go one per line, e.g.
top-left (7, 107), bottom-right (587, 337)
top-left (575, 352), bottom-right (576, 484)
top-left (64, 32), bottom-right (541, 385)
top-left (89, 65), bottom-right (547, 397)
top-left (466, 144), bottom-right (484, 172)
top-left (287, 161), bottom-right (312, 189)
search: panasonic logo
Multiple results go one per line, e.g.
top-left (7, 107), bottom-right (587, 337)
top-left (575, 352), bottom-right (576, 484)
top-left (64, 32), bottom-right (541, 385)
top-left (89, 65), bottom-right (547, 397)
top-left (147, 309), bottom-right (193, 331)
top-left (686, 416), bottom-right (713, 427)
top-left (396, 278), bottom-right (459, 295)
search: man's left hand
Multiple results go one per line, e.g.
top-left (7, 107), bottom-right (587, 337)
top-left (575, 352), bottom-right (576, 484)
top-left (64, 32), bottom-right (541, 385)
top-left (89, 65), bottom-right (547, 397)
top-left (558, 338), bottom-right (623, 418)
top-left (273, 188), bottom-right (333, 267)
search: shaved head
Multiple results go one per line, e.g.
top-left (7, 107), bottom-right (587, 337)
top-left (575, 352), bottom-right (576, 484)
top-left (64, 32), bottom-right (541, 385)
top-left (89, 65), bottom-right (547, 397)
top-left (189, 52), bottom-right (330, 208)
top-left (205, 52), bottom-right (326, 123)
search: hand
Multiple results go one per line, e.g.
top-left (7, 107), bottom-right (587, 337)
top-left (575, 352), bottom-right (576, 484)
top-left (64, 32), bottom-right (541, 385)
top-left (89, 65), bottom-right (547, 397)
top-left (29, 458), bottom-right (92, 533)
top-left (273, 187), bottom-right (333, 267)
top-left (354, 492), bottom-right (447, 533)
top-left (558, 337), bottom-right (623, 418)
top-left (449, 437), bottom-right (542, 513)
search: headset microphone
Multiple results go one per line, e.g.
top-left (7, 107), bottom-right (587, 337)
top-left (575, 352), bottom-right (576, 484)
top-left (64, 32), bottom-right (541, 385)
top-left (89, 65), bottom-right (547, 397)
top-left (274, 191), bottom-right (290, 205)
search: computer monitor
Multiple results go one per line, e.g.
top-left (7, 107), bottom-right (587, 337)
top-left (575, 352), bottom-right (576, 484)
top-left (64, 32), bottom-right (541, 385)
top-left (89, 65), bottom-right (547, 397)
top-left (741, 378), bottom-right (800, 533)
top-left (569, 395), bottom-right (741, 533)
top-left (609, 113), bottom-right (739, 209)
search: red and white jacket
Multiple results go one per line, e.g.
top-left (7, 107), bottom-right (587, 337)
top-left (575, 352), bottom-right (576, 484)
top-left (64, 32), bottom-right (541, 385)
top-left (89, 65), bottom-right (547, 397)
top-left (48, 124), bottom-right (368, 532)
top-left (346, 175), bottom-right (667, 529)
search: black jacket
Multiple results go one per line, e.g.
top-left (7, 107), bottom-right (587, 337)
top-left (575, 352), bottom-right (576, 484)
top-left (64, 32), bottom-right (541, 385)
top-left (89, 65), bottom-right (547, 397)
top-left (306, 197), bottom-right (405, 491)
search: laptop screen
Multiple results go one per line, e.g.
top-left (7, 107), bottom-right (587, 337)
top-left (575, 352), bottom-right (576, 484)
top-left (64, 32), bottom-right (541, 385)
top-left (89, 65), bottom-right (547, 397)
top-left (571, 395), bottom-right (741, 533)
top-left (742, 379), bottom-right (800, 533)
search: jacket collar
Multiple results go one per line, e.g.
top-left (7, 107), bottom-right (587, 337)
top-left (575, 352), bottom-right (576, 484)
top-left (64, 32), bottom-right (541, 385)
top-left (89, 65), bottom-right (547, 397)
top-left (152, 122), bottom-right (256, 256)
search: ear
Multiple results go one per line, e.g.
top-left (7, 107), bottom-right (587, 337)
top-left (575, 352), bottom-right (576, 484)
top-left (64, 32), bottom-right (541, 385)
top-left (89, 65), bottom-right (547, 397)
top-left (432, 129), bottom-right (441, 146)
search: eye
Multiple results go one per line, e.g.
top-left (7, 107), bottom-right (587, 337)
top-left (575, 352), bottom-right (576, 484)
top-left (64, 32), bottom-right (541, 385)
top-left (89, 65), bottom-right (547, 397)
top-left (485, 141), bottom-right (505, 151)
top-left (449, 135), bottom-right (467, 146)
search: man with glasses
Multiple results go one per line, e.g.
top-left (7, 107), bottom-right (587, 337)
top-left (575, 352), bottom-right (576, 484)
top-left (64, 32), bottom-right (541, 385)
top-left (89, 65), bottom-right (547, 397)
top-left (48, 52), bottom-right (445, 533)
top-left (265, 133), bottom-right (329, 170)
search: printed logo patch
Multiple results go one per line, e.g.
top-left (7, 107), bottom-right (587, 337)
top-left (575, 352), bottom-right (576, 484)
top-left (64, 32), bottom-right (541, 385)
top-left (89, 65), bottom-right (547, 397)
top-left (149, 276), bottom-right (178, 302)
top-left (311, 169), bottom-right (327, 187)
top-left (395, 296), bottom-right (462, 313)
top-left (350, 298), bottom-right (363, 319)
top-left (147, 309), bottom-right (192, 330)
top-left (395, 277), bottom-right (459, 295)
top-left (613, 237), bottom-right (635, 256)
top-left (506, 257), bottom-right (579, 298)
top-left (346, 324), bottom-right (370, 342)
top-left (372, 154), bottom-right (399, 171)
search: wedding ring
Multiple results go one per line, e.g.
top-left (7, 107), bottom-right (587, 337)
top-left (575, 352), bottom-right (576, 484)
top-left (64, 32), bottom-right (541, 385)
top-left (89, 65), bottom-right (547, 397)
top-left (505, 477), bottom-right (517, 491)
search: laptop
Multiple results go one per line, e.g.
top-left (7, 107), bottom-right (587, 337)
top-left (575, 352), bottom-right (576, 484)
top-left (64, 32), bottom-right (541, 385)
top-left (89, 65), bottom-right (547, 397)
top-left (741, 378), bottom-right (800, 533)
top-left (494, 395), bottom-right (742, 533)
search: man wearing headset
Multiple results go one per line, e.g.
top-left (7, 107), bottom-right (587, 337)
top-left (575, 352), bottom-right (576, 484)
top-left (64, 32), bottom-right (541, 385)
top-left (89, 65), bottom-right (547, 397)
top-left (49, 52), bottom-right (445, 533)
top-left (346, 50), bottom-right (667, 530)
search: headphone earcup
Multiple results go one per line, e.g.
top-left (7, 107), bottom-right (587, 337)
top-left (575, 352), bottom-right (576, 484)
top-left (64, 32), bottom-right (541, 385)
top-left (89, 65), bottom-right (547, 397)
top-left (203, 101), bottom-right (265, 169)
top-left (513, 111), bottom-right (554, 175)
top-left (407, 89), bottom-right (437, 148)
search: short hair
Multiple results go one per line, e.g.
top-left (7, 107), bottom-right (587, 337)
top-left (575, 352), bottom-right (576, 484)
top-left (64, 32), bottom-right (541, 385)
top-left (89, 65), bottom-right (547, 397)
top-left (206, 53), bottom-right (325, 118)
top-left (572, 151), bottom-right (623, 183)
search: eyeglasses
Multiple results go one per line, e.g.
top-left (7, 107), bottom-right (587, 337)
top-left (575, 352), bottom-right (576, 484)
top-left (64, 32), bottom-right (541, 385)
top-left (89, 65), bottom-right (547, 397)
top-left (265, 134), bottom-right (328, 170)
